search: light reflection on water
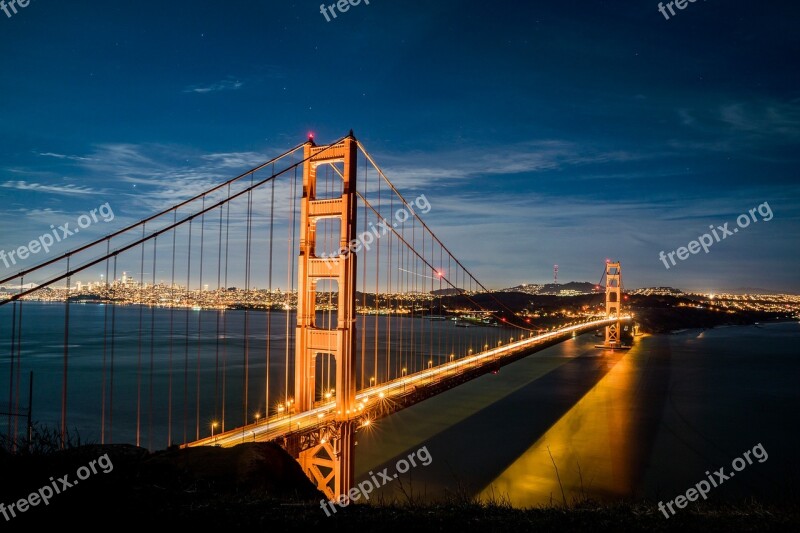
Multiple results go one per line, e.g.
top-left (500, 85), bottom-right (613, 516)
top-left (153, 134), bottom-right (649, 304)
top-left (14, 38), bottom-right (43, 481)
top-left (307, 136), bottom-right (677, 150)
top-left (480, 343), bottom-right (640, 505)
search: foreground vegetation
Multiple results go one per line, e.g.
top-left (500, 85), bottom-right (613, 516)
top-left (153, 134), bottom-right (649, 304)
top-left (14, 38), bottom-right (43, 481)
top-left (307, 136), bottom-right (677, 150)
top-left (1, 435), bottom-right (797, 531)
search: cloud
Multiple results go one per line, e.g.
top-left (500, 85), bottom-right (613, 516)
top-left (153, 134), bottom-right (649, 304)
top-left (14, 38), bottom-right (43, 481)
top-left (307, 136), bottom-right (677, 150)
top-left (37, 152), bottom-right (94, 162)
top-left (202, 152), bottom-right (273, 168)
top-left (183, 78), bottom-right (243, 94)
top-left (0, 180), bottom-right (99, 196)
top-left (675, 99), bottom-right (800, 151)
top-left (76, 142), bottom-right (295, 216)
top-left (362, 139), bottom-right (645, 190)
top-left (719, 101), bottom-right (800, 138)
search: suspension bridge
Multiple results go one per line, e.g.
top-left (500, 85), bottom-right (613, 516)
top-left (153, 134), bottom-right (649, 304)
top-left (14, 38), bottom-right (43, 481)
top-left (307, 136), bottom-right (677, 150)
top-left (0, 132), bottom-right (631, 500)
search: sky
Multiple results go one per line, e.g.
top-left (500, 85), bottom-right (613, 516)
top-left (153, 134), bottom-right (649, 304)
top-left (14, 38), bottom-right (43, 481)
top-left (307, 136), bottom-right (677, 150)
top-left (1, 0), bottom-right (799, 292)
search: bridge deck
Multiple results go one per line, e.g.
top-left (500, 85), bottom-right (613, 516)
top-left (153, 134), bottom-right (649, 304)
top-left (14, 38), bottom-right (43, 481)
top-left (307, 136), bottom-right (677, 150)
top-left (186, 317), bottom-right (629, 448)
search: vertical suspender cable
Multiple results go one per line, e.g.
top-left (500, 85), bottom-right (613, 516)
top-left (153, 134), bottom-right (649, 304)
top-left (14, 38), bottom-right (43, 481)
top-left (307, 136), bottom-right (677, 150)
top-left (197, 197), bottom-right (206, 440)
top-left (136, 224), bottom-right (145, 447)
top-left (244, 178), bottom-right (254, 427)
top-left (222, 189), bottom-right (231, 431)
top-left (149, 237), bottom-right (157, 450)
top-left (168, 210), bottom-right (177, 446)
top-left (266, 175), bottom-right (275, 420)
top-left (109, 256), bottom-right (117, 442)
top-left (183, 220), bottom-right (193, 444)
top-left (101, 241), bottom-right (111, 443)
top-left (61, 258), bottom-right (70, 449)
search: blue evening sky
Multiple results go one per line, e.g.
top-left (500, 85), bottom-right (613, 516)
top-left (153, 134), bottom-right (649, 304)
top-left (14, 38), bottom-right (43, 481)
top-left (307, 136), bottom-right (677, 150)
top-left (1, 0), bottom-right (798, 292)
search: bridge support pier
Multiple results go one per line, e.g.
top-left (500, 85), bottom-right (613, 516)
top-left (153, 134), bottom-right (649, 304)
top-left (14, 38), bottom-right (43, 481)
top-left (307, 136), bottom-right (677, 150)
top-left (296, 421), bottom-right (355, 501)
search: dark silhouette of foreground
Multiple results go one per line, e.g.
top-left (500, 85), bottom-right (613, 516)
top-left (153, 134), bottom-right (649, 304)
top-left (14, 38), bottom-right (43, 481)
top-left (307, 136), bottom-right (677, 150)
top-left (1, 438), bottom-right (797, 531)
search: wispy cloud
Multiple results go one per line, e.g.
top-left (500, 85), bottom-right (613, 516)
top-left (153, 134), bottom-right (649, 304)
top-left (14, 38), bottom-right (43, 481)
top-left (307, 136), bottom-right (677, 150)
top-left (78, 142), bottom-right (289, 214)
top-left (366, 139), bottom-right (645, 190)
top-left (202, 152), bottom-right (272, 168)
top-left (719, 101), bottom-right (800, 138)
top-left (37, 152), bottom-right (94, 162)
top-left (675, 99), bottom-right (800, 151)
top-left (183, 78), bottom-right (243, 94)
top-left (1, 180), bottom-right (99, 196)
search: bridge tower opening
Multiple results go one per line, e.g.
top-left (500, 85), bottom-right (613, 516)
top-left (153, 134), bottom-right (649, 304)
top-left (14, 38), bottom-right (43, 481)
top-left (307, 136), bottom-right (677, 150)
top-left (294, 133), bottom-right (359, 500)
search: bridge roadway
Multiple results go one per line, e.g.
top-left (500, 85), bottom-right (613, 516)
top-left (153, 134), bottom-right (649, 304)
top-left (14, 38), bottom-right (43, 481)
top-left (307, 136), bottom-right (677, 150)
top-left (186, 316), bottom-right (629, 448)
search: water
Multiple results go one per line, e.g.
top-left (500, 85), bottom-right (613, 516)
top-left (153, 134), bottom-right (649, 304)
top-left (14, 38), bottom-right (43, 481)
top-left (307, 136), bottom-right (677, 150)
top-left (3, 302), bottom-right (797, 506)
top-left (354, 322), bottom-right (800, 505)
top-left (0, 301), bottom-right (514, 447)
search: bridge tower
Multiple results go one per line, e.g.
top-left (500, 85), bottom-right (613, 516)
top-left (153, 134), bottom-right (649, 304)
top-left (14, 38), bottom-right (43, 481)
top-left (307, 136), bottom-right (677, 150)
top-left (601, 261), bottom-right (623, 348)
top-left (294, 133), bottom-right (359, 500)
